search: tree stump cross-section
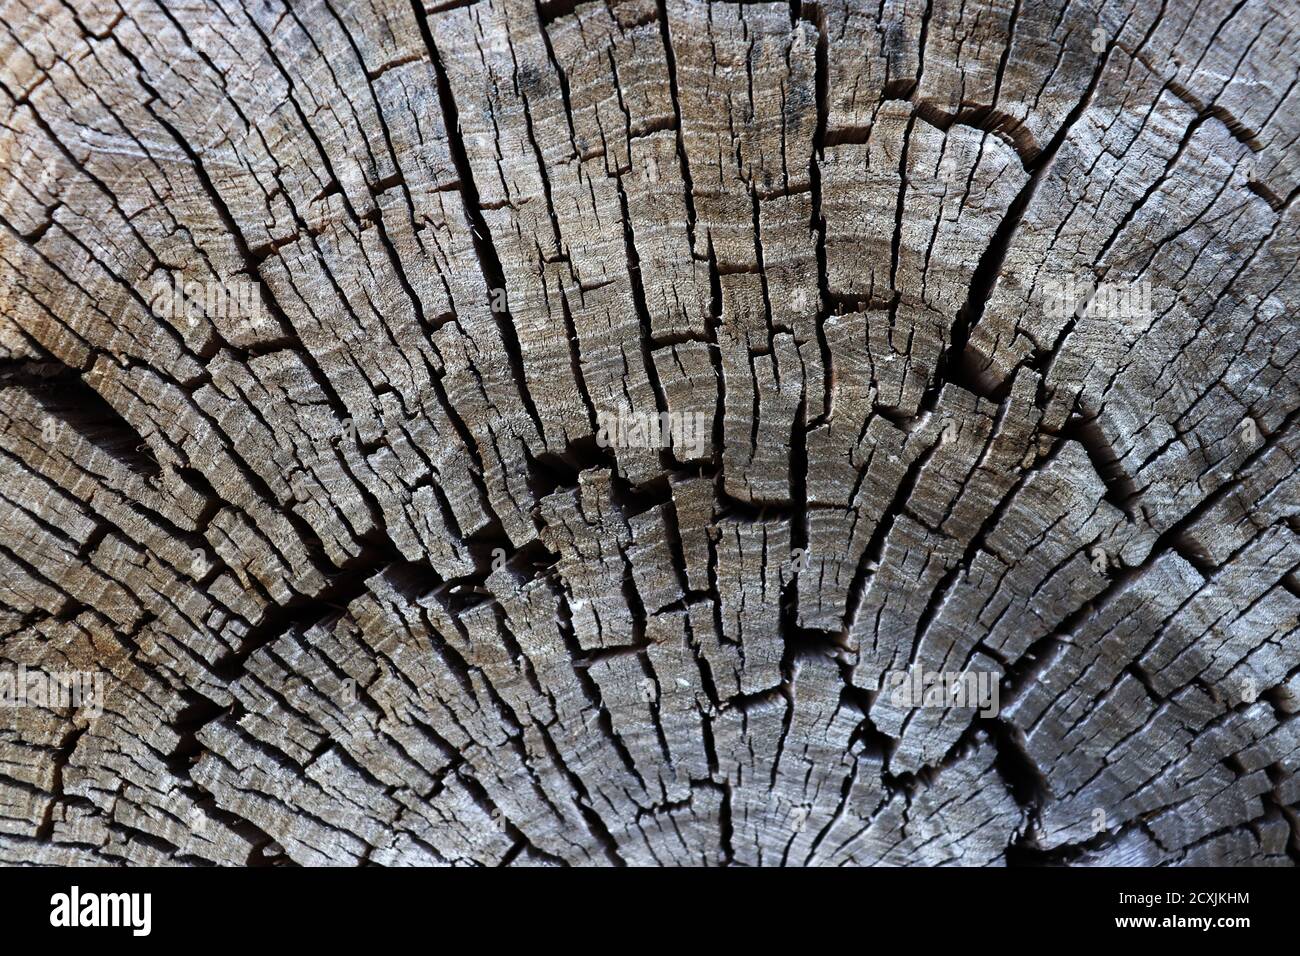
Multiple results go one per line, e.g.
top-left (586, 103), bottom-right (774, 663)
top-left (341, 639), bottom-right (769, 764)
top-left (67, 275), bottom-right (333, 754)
top-left (0, 0), bottom-right (1297, 866)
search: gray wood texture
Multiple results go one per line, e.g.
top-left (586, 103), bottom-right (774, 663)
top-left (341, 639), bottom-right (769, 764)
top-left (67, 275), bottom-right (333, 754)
top-left (0, 0), bottom-right (1296, 866)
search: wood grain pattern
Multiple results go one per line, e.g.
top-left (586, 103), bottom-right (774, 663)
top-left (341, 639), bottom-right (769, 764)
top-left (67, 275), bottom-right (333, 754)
top-left (0, 0), bottom-right (1296, 866)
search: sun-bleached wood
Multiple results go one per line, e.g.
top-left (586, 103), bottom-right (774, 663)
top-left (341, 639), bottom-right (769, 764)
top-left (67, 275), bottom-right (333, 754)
top-left (0, 0), bottom-right (1296, 866)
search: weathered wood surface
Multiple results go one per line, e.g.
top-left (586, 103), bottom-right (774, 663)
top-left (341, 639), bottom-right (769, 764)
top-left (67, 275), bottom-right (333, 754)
top-left (0, 0), bottom-right (1296, 866)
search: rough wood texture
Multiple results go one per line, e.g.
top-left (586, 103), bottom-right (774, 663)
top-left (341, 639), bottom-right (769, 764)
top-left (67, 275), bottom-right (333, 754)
top-left (0, 0), bottom-right (1296, 867)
